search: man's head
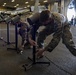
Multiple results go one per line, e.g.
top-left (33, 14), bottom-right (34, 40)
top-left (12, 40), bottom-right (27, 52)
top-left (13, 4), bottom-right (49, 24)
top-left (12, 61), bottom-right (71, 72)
top-left (40, 10), bottom-right (51, 24)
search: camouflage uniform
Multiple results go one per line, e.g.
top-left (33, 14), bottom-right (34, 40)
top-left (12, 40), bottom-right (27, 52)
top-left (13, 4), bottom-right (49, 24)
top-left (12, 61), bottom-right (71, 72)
top-left (37, 12), bottom-right (76, 56)
top-left (19, 22), bottom-right (30, 46)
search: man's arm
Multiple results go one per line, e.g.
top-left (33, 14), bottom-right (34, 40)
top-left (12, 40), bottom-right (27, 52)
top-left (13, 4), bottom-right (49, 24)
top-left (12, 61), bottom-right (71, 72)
top-left (37, 25), bottom-right (53, 48)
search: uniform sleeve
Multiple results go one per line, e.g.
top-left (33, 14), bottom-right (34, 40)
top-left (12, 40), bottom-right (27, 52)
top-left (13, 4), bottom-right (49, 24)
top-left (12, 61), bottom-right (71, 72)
top-left (51, 12), bottom-right (66, 31)
top-left (52, 12), bottom-right (66, 23)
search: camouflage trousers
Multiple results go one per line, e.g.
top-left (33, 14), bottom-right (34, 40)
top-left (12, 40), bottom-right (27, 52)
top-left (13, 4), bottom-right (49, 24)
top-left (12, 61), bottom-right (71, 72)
top-left (37, 24), bottom-right (76, 56)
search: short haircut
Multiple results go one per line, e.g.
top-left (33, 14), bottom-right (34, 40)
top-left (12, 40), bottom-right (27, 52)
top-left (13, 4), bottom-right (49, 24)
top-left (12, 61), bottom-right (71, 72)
top-left (40, 10), bottom-right (50, 22)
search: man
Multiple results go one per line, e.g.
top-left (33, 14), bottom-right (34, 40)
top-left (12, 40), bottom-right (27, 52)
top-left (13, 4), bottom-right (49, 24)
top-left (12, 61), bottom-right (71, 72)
top-left (28, 10), bottom-right (76, 57)
top-left (18, 22), bottom-right (30, 48)
top-left (17, 21), bottom-right (31, 54)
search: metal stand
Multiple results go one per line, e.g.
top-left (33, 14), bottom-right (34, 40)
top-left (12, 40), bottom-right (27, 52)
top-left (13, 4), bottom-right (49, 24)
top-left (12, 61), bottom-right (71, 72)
top-left (0, 22), bottom-right (15, 46)
top-left (7, 23), bottom-right (20, 53)
top-left (22, 24), bottom-right (50, 71)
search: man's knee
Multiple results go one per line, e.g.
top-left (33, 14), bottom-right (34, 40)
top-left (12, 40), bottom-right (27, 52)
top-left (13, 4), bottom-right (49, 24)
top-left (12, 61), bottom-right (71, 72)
top-left (46, 38), bottom-right (60, 52)
top-left (63, 39), bottom-right (74, 46)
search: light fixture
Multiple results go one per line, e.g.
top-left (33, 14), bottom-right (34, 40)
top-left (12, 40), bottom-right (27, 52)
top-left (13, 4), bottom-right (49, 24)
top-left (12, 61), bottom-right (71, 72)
top-left (44, 0), bottom-right (48, 3)
top-left (3, 5), bottom-right (5, 6)
top-left (14, 6), bottom-right (17, 7)
top-left (11, 0), bottom-right (15, 2)
top-left (24, 7), bottom-right (27, 8)
top-left (16, 4), bottom-right (19, 6)
top-left (25, 1), bottom-right (29, 4)
top-left (27, 5), bottom-right (30, 7)
top-left (14, 4), bottom-right (19, 8)
top-left (4, 3), bottom-right (6, 5)
top-left (2, 3), bottom-right (6, 6)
